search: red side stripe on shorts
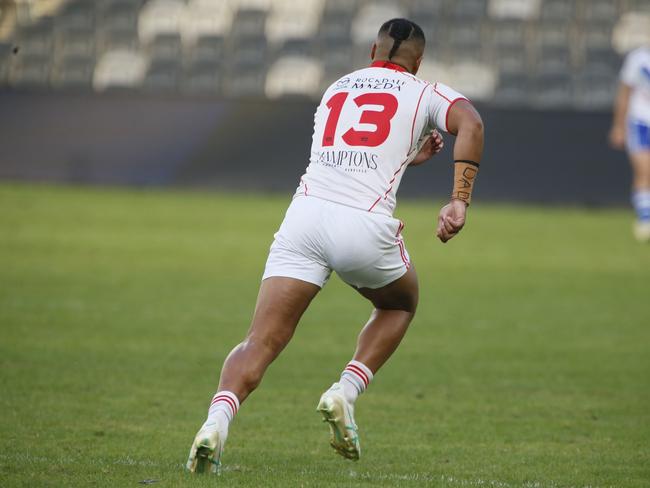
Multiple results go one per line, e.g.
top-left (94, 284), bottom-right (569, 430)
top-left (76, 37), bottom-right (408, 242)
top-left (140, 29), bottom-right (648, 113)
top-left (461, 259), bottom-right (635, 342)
top-left (397, 238), bottom-right (410, 269)
top-left (346, 364), bottom-right (370, 387)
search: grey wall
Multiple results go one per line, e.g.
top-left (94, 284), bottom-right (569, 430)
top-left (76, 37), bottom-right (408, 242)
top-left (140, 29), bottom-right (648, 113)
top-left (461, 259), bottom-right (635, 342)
top-left (0, 92), bottom-right (630, 205)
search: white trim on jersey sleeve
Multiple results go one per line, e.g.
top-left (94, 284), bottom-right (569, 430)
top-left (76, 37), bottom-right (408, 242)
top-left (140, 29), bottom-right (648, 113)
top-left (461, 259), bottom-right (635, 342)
top-left (428, 82), bottom-right (468, 133)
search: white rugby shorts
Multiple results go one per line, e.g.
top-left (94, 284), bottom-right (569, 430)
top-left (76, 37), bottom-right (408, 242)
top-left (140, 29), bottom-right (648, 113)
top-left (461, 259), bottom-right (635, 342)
top-left (263, 196), bottom-right (410, 289)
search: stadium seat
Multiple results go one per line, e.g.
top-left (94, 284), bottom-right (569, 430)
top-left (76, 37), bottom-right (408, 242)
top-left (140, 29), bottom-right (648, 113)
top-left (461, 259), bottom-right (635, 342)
top-left (448, 61), bottom-right (498, 101)
top-left (138, 0), bottom-right (185, 45)
top-left (573, 65), bottom-right (617, 110)
top-left (230, 8), bottom-right (268, 41)
top-left (50, 55), bottom-right (94, 89)
top-left (492, 71), bottom-right (530, 106)
top-left (97, 25), bottom-right (139, 54)
top-left (53, 26), bottom-right (96, 60)
top-left (236, 35), bottom-right (269, 67)
top-left (415, 57), bottom-right (452, 87)
top-left (583, 45), bottom-right (621, 72)
top-left (265, 55), bottom-right (323, 99)
top-left (447, 20), bottom-right (485, 53)
top-left (148, 33), bottom-right (183, 62)
top-left (232, 0), bottom-right (271, 11)
top-left (318, 11), bottom-right (353, 43)
top-left (450, 0), bottom-right (488, 20)
top-left (533, 45), bottom-right (572, 75)
top-left (265, 0), bottom-right (323, 45)
top-left (531, 71), bottom-right (573, 109)
top-left (181, 1), bottom-right (234, 47)
top-left (407, 0), bottom-right (445, 18)
top-left (274, 38), bottom-right (316, 59)
top-left (224, 62), bottom-right (266, 98)
top-left (99, 0), bottom-right (141, 31)
top-left (181, 59), bottom-right (222, 95)
top-left (488, 18), bottom-right (527, 49)
top-left (190, 35), bottom-right (226, 63)
top-left (487, 0), bottom-right (540, 20)
top-left (9, 53), bottom-right (50, 88)
top-left (144, 59), bottom-right (182, 92)
top-left (93, 49), bottom-right (148, 91)
top-left (54, 0), bottom-right (95, 29)
top-left (533, 21), bottom-right (572, 50)
top-left (318, 37), bottom-right (353, 80)
top-left (493, 44), bottom-right (529, 76)
top-left (16, 21), bottom-right (53, 58)
top-left (577, 0), bottom-right (619, 24)
top-left (539, 0), bottom-right (575, 23)
top-left (322, 0), bottom-right (360, 16)
top-left (624, 0), bottom-right (650, 13)
top-left (352, 3), bottom-right (406, 45)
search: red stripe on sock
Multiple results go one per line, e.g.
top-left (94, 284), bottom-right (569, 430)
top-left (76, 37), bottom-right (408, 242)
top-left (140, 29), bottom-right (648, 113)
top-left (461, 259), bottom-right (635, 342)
top-left (346, 364), bottom-right (370, 387)
top-left (211, 395), bottom-right (238, 416)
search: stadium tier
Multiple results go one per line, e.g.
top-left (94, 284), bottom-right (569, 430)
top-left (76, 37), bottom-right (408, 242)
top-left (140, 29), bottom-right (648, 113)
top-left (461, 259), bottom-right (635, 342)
top-left (0, 0), bottom-right (649, 109)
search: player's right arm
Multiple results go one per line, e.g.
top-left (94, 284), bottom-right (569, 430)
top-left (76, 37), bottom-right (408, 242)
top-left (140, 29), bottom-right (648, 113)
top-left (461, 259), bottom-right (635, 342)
top-left (436, 99), bottom-right (484, 243)
top-left (609, 83), bottom-right (631, 150)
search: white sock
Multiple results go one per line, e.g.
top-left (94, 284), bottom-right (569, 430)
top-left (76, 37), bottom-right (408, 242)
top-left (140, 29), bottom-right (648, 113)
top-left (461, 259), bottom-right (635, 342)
top-left (632, 190), bottom-right (650, 221)
top-left (339, 360), bottom-right (373, 404)
top-left (203, 390), bottom-right (239, 433)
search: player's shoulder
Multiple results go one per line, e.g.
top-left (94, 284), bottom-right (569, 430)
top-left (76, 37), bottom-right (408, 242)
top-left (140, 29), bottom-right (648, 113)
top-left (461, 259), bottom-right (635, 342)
top-left (626, 45), bottom-right (650, 63)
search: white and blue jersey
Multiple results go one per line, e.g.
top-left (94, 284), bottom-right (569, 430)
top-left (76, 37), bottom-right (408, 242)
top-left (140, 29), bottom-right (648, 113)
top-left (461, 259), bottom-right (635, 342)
top-left (620, 46), bottom-right (650, 152)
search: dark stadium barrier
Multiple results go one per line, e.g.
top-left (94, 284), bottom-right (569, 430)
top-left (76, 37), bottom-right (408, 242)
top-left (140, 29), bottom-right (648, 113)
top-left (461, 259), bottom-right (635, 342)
top-left (0, 92), bottom-right (630, 205)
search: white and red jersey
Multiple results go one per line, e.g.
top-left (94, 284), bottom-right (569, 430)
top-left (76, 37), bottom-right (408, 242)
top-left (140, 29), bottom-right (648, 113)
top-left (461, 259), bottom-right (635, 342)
top-left (621, 46), bottom-right (650, 125)
top-left (294, 60), bottom-right (467, 216)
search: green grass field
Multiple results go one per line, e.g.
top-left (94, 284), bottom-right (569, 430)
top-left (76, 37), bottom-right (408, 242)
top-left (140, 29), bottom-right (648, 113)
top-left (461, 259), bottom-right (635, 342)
top-left (1, 183), bottom-right (649, 487)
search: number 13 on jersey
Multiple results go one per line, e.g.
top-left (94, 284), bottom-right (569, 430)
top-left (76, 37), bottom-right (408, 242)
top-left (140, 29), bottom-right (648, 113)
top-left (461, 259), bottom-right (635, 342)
top-left (321, 92), bottom-right (399, 148)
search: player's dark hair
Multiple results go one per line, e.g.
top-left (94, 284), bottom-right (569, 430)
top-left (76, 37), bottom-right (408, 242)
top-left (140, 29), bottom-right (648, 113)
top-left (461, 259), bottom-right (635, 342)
top-left (378, 18), bottom-right (425, 60)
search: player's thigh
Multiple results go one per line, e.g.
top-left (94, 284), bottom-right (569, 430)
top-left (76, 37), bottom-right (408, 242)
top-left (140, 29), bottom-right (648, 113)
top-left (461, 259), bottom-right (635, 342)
top-left (354, 266), bottom-right (419, 313)
top-left (247, 277), bottom-right (321, 346)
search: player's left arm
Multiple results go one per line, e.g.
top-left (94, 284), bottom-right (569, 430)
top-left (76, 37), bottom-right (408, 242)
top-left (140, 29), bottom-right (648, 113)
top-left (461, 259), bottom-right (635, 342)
top-left (436, 99), bottom-right (484, 243)
top-left (410, 129), bottom-right (444, 166)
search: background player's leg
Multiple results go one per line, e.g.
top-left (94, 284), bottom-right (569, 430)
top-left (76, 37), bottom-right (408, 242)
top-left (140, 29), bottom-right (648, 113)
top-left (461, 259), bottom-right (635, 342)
top-left (218, 276), bottom-right (321, 402)
top-left (629, 150), bottom-right (650, 241)
top-left (352, 266), bottom-right (419, 372)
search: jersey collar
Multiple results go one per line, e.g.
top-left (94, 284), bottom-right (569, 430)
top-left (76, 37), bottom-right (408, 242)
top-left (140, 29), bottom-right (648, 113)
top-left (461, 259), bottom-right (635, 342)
top-left (370, 60), bottom-right (408, 72)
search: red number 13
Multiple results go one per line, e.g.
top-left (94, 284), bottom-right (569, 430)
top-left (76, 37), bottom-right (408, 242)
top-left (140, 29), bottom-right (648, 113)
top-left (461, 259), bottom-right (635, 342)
top-left (321, 92), bottom-right (398, 147)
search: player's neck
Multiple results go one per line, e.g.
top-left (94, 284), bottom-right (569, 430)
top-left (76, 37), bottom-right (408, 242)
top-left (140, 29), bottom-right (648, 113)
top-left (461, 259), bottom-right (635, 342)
top-left (370, 59), bottom-right (412, 74)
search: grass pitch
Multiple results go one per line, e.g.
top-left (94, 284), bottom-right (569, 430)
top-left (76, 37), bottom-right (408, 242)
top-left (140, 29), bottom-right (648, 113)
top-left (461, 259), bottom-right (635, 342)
top-left (0, 183), bottom-right (649, 487)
